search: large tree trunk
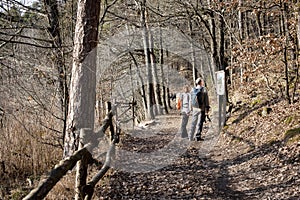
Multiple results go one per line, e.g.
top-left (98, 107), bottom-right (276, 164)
top-left (141, 0), bottom-right (154, 120)
top-left (218, 0), bottom-right (228, 102)
top-left (218, 2), bottom-right (225, 71)
top-left (129, 52), bottom-right (148, 117)
top-left (159, 30), bottom-right (168, 114)
top-left (63, 0), bottom-right (101, 157)
top-left (149, 30), bottom-right (163, 115)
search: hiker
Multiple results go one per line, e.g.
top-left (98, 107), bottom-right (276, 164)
top-left (178, 85), bottom-right (192, 138)
top-left (189, 78), bottom-right (210, 141)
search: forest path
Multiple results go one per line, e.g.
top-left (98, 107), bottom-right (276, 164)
top-left (94, 110), bottom-right (300, 200)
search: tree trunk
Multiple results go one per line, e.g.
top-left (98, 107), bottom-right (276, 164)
top-left (218, 3), bottom-right (225, 71)
top-left (43, 0), bottom-right (69, 143)
top-left (159, 28), bottom-right (168, 114)
top-left (238, 0), bottom-right (243, 41)
top-left (282, 2), bottom-right (291, 104)
top-left (166, 50), bottom-right (172, 109)
top-left (298, 0), bottom-right (300, 49)
top-left (245, 11), bottom-right (250, 40)
top-left (157, 2), bottom-right (168, 114)
top-left (189, 15), bottom-right (197, 83)
top-left (140, 0), bottom-right (154, 120)
top-left (207, 0), bottom-right (219, 71)
top-left (293, 0), bottom-right (300, 103)
top-left (160, 63), bottom-right (168, 114)
top-left (149, 30), bottom-right (163, 115)
top-left (255, 11), bottom-right (262, 37)
top-left (129, 52), bottom-right (148, 117)
top-left (218, 0), bottom-right (228, 102)
top-left (63, 0), bottom-right (101, 157)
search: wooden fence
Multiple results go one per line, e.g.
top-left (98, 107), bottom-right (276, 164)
top-left (23, 102), bottom-right (121, 200)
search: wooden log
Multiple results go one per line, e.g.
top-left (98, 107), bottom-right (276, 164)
top-left (83, 141), bottom-right (116, 200)
top-left (23, 147), bottom-right (91, 200)
top-left (75, 129), bottom-right (92, 200)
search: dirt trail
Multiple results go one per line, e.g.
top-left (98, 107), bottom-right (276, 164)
top-left (94, 111), bottom-right (300, 200)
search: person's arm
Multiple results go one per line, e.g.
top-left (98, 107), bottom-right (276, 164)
top-left (188, 93), bottom-right (192, 113)
top-left (180, 93), bottom-right (184, 112)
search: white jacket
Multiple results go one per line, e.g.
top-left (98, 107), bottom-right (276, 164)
top-left (179, 92), bottom-right (192, 114)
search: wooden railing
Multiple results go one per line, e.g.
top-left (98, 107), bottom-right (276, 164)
top-left (23, 102), bottom-right (120, 200)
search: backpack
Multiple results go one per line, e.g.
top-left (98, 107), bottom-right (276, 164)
top-left (176, 94), bottom-right (182, 110)
top-left (176, 97), bottom-right (181, 110)
top-left (191, 87), bottom-right (204, 108)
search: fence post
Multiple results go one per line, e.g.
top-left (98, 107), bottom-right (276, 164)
top-left (106, 101), bottom-right (115, 142)
top-left (75, 128), bottom-right (92, 200)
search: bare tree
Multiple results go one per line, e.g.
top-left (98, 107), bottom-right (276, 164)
top-left (281, 2), bottom-right (291, 104)
top-left (63, 0), bottom-right (101, 156)
top-left (43, 0), bottom-right (69, 141)
top-left (140, 0), bottom-right (155, 120)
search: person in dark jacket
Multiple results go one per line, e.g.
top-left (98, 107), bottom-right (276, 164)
top-left (189, 78), bottom-right (210, 141)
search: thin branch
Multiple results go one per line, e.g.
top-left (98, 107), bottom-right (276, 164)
top-left (0, 38), bottom-right (54, 48)
top-left (0, 31), bottom-right (54, 43)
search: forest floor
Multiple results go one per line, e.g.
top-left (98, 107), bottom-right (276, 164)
top-left (94, 100), bottom-right (300, 199)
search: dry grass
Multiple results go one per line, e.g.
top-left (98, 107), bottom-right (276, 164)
top-left (0, 113), bottom-right (62, 200)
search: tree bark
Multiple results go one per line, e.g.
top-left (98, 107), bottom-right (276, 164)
top-left (293, 0), bottom-right (300, 103)
top-left (282, 2), bottom-right (291, 104)
top-left (149, 29), bottom-right (163, 115)
top-left (159, 29), bottom-right (168, 114)
top-left (129, 52), bottom-right (148, 116)
top-left (140, 0), bottom-right (154, 120)
top-left (207, 0), bottom-right (220, 71)
top-left (189, 15), bottom-right (197, 83)
top-left (43, 0), bottom-right (69, 143)
top-left (63, 0), bottom-right (101, 157)
top-left (238, 0), bottom-right (243, 41)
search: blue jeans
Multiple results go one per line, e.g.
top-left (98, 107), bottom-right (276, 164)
top-left (189, 108), bottom-right (206, 140)
top-left (180, 113), bottom-right (189, 138)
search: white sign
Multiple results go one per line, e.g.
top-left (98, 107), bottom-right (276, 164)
top-left (216, 70), bottom-right (225, 95)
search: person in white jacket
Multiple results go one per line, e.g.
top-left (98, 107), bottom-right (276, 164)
top-left (179, 85), bottom-right (192, 138)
